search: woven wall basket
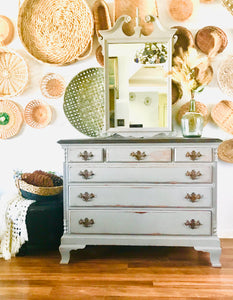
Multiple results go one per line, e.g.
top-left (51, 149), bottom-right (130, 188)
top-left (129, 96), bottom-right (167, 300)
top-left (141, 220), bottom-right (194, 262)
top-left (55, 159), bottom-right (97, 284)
top-left (0, 48), bottom-right (28, 98)
top-left (217, 56), bottom-right (233, 98)
top-left (64, 68), bottom-right (104, 137)
top-left (218, 139), bottom-right (233, 163)
top-left (18, 0), bottom-right (94, 65)
top-left (0, 100), bottom-right (23, 139)
top-left (222, 0), bottom-right (233, 15)
top-left (0, 15), bottom-right (14, 46)
top-left (40, 73), bottom-right (66, 99)
top-left (24, 100), bottom-right (52, 129)
top-left (176, 101), bottom-right (209, 126)
top-left (211, 100), bottom-right (233, 134)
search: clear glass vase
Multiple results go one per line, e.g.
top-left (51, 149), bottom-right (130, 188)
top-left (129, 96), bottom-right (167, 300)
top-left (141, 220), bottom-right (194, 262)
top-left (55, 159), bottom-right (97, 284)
top-left (181, 98), bottom-right (204, 138)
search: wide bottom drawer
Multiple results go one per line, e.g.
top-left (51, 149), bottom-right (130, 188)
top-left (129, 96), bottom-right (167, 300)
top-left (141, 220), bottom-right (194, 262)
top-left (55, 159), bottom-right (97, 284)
top-left (69, 210), bottom-right (211, 236)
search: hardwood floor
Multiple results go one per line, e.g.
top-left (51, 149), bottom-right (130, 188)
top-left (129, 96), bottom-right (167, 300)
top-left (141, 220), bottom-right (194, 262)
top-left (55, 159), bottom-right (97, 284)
top-left (1, 239), bottom-right (233, 299)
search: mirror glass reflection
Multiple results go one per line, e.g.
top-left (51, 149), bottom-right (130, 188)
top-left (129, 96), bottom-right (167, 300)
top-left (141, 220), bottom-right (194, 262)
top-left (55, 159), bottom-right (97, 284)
top-left (108, 42), bottom-right (169, 130)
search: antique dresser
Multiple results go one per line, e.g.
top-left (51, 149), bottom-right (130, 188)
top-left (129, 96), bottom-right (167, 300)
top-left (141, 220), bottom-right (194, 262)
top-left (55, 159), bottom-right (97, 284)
top-left (58, 138), bottom-right (222, 266)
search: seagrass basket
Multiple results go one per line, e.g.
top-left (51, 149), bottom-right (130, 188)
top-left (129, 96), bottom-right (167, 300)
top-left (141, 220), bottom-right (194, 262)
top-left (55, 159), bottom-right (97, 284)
top-left (222, 0), bottom-right (233, 15)
top-left (0, 15), bottom-right (14, 46)
top-left (0, 48), bottom-right (28, 97)
top-left (17, 0), bottom-right (94, 65)
top-left (217, 56), bottom-right (233, 97)
top-left (211, 100), bottom-right (233, 134)
top-left (16, 179), bottom-right (63, 201)
top-left (40, 73), bottom-right (66, 99)
top-left (167, 0), bottom-right (198, 22)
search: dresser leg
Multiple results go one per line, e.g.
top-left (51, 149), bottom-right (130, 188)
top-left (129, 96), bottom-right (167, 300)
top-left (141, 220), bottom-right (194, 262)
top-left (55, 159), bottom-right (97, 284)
top-left (194, 246), bottom-right (222, 267)
top-left (59, 245), bottom-right (86, 264)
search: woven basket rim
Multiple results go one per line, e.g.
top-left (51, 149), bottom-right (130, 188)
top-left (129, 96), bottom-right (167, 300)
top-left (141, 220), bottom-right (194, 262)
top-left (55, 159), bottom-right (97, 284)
top-left (17, 179), bottom-right (63, 196)
top-left (17, 0), bottom-right (94, 65)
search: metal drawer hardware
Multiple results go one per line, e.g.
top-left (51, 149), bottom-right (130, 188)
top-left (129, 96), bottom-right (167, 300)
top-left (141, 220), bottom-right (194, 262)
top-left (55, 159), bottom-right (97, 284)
top-left (185, 170), bottom-right (202, 180)
top-left (186, 150), bottom-right (202, 161)
top-left (79, 218), bottom-right (94, 227)
top-left (130, 151), bottom-right (147, 161)
top-left (79, 170), bottom-right (94, 179)
top-left (185, 219), bottom-right (202, 229)
top-left (185, 193), bottom-right (202, 203)
top-left (79, 151), bottom-right (94, 161)
top-left (79, 192), bottom-right (96, 202)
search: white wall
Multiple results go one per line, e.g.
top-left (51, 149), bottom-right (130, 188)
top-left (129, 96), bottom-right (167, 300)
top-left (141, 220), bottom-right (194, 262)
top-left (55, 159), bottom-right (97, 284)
top-left (0, 0), bottom-right (233, 237)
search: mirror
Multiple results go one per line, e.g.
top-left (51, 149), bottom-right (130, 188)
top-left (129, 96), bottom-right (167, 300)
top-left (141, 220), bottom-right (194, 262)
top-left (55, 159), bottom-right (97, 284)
top-left (99, 15), bottom-right (175, 136)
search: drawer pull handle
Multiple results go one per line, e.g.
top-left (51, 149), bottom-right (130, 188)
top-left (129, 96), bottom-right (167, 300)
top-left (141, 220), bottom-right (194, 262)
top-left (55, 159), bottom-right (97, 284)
top-left (186, 151), bottom-right (202, 161)
top-left (185, 193), bottom-right (202, 203)
top-left (80, 151), bottom-right (94, 161)
top-left (130, 151), bottom-right (147, 161)
top-left (79, 218), bottom-right (94, 227)
top-left (186, 170), bottom-right (202, 180)
top-left (79, 170), bottom-right (94, 179)
top-left (185, 219), bottom-right (202, 229)
top-left (79, 192), bottom-right (96, 202)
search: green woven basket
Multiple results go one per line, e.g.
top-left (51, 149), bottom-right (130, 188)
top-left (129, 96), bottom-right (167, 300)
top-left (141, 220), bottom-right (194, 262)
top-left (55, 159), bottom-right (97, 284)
top-left (63, 68), bottom-right (104, 137)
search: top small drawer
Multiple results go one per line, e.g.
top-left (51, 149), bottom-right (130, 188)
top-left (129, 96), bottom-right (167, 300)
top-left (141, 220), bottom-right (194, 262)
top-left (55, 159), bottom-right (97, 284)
top-left (106, 146), bottom-right (171, 162)
top-left (174, 147), bottom-right (212, 162)
top-left (67, 148), bottom-right (103, 162)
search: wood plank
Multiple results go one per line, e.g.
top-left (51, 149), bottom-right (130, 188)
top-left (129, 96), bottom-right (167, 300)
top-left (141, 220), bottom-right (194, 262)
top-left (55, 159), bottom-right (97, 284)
top-left (0, 239), bottom-right (232, 299)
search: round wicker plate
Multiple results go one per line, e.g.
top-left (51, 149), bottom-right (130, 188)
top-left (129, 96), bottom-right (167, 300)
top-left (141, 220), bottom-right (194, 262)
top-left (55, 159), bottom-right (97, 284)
top-left (40, 73), bottom-right (66, 99)
top-left (0, 49), bottom-right (28, 98)
top-left (218, 139), bottom-right (233, 163)
top-left (63, 68), bottom-right (104, 137)
top-left (18, 0), bottom-right (94, 65)
top-left (24, 100), bottom-right (52, 129)
top-left (222, 0), bottom-right (233, 15)
top-left (177, 101), bottom-right (209, 125)
top-left (0, 15), bottom-right (14, 46)
top-left (217, 56), bottom-right (233, 98)
top-left (211, 100), bottom-right (233, 134)
top-left (0, 100), bottom-right (23, 139)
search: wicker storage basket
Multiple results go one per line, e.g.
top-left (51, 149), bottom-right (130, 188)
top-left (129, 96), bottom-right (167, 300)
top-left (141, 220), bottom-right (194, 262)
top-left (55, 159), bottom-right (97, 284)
top-left (0, 48), bottom-right (28, 98)
top-left (0, 15), bottom-right (14, 46)
top-left (218, 139), bottom-right (233, 163)
top-left (0, 100), bottom-right (23, 139)
top-left (114, 0), bottom-right (158, 36)
top-left (211, 100), bottom-right (233, 134)
top-left (177, 101), bottom-right (209, 125)
top-left (16, 179), bottom-right (63, 201)
top-left (18, 0), bottom-right (94, 65)
top-left (24, 100), bottom-right (52, 129)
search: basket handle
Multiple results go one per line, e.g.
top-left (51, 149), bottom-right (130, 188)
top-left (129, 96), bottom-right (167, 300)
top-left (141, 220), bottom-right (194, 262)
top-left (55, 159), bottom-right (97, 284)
top-left (77, 38), bottom-right (93, 61)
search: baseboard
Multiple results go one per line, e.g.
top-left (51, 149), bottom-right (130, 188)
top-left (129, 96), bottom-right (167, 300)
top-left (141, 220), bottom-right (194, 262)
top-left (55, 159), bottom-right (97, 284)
top-left (218, 231), bottom-right (233, 238)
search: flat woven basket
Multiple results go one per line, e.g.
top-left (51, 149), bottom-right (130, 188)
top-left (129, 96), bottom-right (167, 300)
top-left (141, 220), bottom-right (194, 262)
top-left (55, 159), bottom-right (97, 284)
top-left (0, 48), bottom-right (28, 97)
top-left (218, 139), bottom-right (233, 163)
top-left (222, 0), bottom-right (233, 15)
top-left (63, 68), bottom-right (104, 137)
top-left (40, 73), bottom-right (66, 99)
top-left (0, 15), bottom-right (14, 46)
top-left (217, 56), bottom-right (233, 97)
top-left (211, 100), bottom-right (233, 134)
top-left (18, 0), bottom-right (94, 65)
top-left (176, 101), bottom-right (209, 126)
top-left (24, 100), bottom-right (52, 129)
top-left (0, 100), bottom-right (23, 139)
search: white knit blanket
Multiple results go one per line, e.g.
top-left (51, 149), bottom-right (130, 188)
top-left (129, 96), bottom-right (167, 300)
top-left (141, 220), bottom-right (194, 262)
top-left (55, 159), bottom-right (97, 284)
top-left (0, 193), bottom-right (34, 260)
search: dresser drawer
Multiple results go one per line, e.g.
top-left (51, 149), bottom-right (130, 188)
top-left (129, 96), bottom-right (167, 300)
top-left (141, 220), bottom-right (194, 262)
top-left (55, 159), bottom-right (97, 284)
top-left (69, 210), bottom-right (211, 235)
top-left (174, 147), bottom-right (212, 162)
top-left (107, 146), bottom-right (171, 162)
top-left (67, 148), bottom-right (103, 163)
top-left (69, 185), bottom-right (212, 208)
top-left (68, 164), bottom-right (212, 183)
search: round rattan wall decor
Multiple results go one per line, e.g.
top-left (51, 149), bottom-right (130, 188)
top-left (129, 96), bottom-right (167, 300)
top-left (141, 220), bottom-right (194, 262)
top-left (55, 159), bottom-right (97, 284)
top-left (24, 100), bottom-right (52, 129)
top-left (217, 56), bottom-right (233, 98)
top-left (0, 15), bottom-right (14, 46)
top-left (0, 100), bottom-right (23, 139)
top-left (218, 139), bottom-right (233, 163)
top-left (63, 68), bottom-right (104, 137)
top-left (211, 100), bottom-right (233, 134)
top-left (0, 48), bottom-right (28, 98)
top-left (18, 0), bottom-right (94, 65)
top-left (177, 101), bottom-right (209, 126)
top-left (40, 73), bottom-right (66, 99)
